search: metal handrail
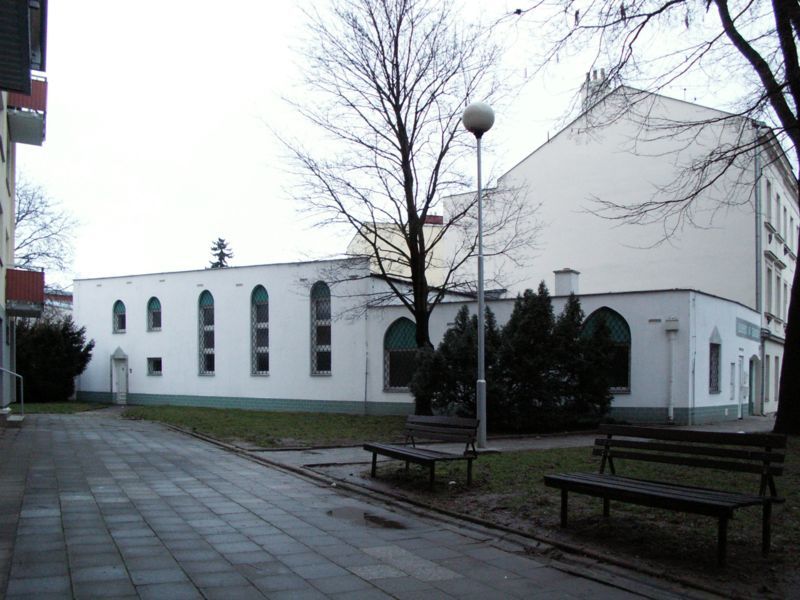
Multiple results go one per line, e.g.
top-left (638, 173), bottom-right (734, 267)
top-left (0, 367), bottom-right (24, 417)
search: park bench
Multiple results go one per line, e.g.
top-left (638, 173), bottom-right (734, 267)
top-left (544, 424), bottom-right (786, 566)
top-left (363, 415), bottom-right (478, 489)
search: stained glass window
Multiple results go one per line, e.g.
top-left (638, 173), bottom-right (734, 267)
top-left (384, 318), bottom-right (417, 390)
top-left (113, 300), bottom-right (126, 333)
top-left (199, 291), bottom-right (215, 375)
top-left (583, 307), bottom-right (631, 392)
top-left (251, 286), bottom-right (269, 375)
top-left (147, 297), bottom-right (162, 331)
top-left (310, 282), bottom-right (331, 374)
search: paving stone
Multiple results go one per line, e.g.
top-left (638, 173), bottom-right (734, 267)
top-left (136, 581), bottom-right (203, 600)
top-left (72, 564), bottom-right (129, 583)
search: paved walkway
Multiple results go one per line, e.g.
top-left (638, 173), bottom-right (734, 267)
top-left (0, 412), bottom-right (706, 600)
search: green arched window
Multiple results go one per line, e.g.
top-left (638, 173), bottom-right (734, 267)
top-left (384, 318), bottom-right (417, 390)
top-left (583, 307), bottom-right (631, 392)
top-left (251, 286), bottom-right (269, 375)
top-left (112, 300), bottom-right (126, 333)
top-left (310, 281), bottom-right (331, 374)
top-left (198, 291), bottom-right (215, 375)
top-left (147, 297), bottom-right (162, 331)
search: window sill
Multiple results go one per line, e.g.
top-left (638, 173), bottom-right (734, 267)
top-left (383, 387), bottom-right (410, 393)
top-left (611, 388), bottom-right (631, 395)
top-left (147, 373), bottom-right (162, 377)
top-left (709, 389), bottom-right (721, 395)
top-left (198, 373), bottom-right (215, 377)
top-left (112, 331), bottom-right (126, 334)
top-left (311, 372), bottom-right (332, 377)
top-left (147, 328), bottom-right (162, 333)
top-left (251, 372), bottom-right (270, 377)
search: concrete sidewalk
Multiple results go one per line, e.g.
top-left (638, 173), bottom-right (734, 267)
top-left (0, 411), bottom-right (718, 599)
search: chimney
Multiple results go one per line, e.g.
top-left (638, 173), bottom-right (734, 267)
top-left (581, 68), bottom-right (610, 111)
top-left (554, 268), bottom-right (580, 296)
top-left (424, 215), bottom-right (444, 225)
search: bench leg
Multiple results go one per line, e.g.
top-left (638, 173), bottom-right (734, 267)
top-left (717, 516), bottom-right (728, 567)
top-left (371, 452), bottom-right (377, 477)
top-left (429, 464), bottom-right (435, 490)
top-left (762, 502), bottom-right (772, 556)
top-left (560, 490), bottom-right (568, 527)
top-left (603, 497), bottom-right (610, 518)
top-left (467, 459), bottom-right (473, 486)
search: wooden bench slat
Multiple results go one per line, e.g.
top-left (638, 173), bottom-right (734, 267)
top-left (406, 415), bottom-right (478, 427)
top-left (599, 425), bottom-right (787, 448)
top-left (591, 448), bottom-right (784, 475)
top-left (546, 473), bottom-right (768, 508)
top-left (595, 438), bottom-right (786, 463)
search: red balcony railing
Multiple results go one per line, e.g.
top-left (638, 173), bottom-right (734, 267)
top-left (7, 75), bottom-right (47, 112)
top-left (6, 268), bottom-right (45, 317)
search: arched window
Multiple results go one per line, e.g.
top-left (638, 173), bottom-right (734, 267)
top-left (251, 285), bottom-right (269, 375)
top-left (583, 307), bottom-right (631, 392)
top-left (310, 281), bottom-right (331, 374)
top-left (198, 291), bottom-right (215, 375)
top-left (147, 297), bottom-right (162, 331)
top-left (112, 300), bottom-right (126, 333)
top-left (384, 318), bottom-right (417, 390)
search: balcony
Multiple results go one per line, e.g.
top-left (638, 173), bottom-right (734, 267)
top-left (7, 75), bottom-right (47, 146)
top-left (6, 268), bottom-right (45, 317)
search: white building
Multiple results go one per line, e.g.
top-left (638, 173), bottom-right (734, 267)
top-left (489, 84), bottom-right (797, 418)
top-left (74, 85), bottom-right (794, 426)
top-left (74, 259), bottom-right (760, 425)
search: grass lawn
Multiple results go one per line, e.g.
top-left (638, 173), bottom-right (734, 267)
top-left (372, 437), bottom-right (800, 597)
top-left (123, 405), bottom-right (408, 448)
top-left (9, 402), bottom-right (109, 414)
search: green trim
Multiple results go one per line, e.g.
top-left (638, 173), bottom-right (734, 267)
top-left (113, 300), bottom-right (126, 314)
top-left (76, 391), bottom-right (413, 416)
top-left (252, 285), bottom-right (269, 302)
top-left (199, 290), bottom-right (214, 306)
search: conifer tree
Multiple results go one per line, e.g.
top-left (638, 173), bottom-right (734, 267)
top-left (209, 238), bottom-right (233, 268)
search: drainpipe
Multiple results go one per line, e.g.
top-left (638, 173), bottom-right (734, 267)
top-left (689, 293), bottom-right (697, 426)
top-left (664, 318), bottom-right (679, 423)
top-left (754, 125), bottom-right (768, 416)
top-left (363, 309), bottom-right (370, 416)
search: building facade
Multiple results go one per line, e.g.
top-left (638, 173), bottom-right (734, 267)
top-left (491, 85), bottom-right (797, 417)
top-left (1, 1), bottom-right (48, 411)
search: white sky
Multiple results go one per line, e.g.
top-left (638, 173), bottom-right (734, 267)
top-left (17, 0), bottom-right (742, 289)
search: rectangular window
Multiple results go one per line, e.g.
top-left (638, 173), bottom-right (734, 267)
top-left (709, 343), bottom-right (721, 394)
top-left (784, 283), bottom-right (789, 321)
top-left (776, 272), bottom-right (782, 317)
top-left (147, 357), bottom-right (162, 375)
top-left (765, 355), bottom-right (771, 403)
top-left (115, 313), bottom-right (126, 332)
top-left (791, 216), bottom-right (796, 250)
top-left (765, 180), bottom-right (772, 220)
top-left (775, 194), bottom-right (781, 233)
top-left (766, 266), bottom-right (773, 314)
top-left (775, 356), bottom-right (781, 405)
top-left (150, 310), bottom-right (161, 330)
top-left (783, 207), bottom-right (788, 240)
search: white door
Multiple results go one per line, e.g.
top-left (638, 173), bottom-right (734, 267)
top-left (112, 359), bottom-right (128, 404)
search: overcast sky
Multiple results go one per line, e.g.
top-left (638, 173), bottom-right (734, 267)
top-left (17, 1), bottom-right (737, 289)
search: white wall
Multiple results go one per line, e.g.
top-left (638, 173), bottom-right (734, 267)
top-left (496, 89), bottom-right (759, 309)
top-left (75, 258), bottom-right (374, 406)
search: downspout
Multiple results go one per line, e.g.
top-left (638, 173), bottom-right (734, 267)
top-left (689, 293), bottom-right (697, 426)
top-left (754, 124), bottom-right (767, 416)
top-left (363, 307), bottom-right (370, 416)
top-left (664, 318), bottom-right (679, 423)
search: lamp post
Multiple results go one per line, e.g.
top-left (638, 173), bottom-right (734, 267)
top-left (462, 101), bottom-right (494, 449)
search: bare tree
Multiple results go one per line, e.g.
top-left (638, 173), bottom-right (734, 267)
top-left (511, 0), bottom-right (800, 434)
top-left (287, 0), bottom-right (537, 359)
top-left (14, 180), bottom-right (76, 272)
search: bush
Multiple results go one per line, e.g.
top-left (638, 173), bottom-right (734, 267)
top-left (411, 284), bottom-right (613, 433)
top-left (16, 316), bottom-right (95, 403)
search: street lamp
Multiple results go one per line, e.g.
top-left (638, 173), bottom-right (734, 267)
top-left (463, 101), bottom-right (494, 449)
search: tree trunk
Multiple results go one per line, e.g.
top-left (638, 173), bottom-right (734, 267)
top-left (774, 181), bottom-right (800, 433)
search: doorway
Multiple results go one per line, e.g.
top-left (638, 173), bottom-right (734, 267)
top-left (110, 347), bottom-right (128, 405)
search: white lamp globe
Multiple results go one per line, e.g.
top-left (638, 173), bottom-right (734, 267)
top-left (462, 102), bottom-right (495, 137)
